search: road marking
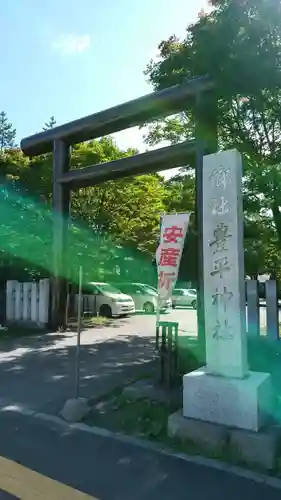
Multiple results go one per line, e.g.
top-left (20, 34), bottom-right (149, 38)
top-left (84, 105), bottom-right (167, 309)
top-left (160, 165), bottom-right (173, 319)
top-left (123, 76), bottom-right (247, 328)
top-left (0, 456), bottom-right (96, 499)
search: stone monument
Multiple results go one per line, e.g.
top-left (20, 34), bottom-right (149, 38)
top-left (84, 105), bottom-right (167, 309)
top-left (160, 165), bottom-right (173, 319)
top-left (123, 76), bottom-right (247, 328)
top-left (182, 150), bottom-right (272, 432)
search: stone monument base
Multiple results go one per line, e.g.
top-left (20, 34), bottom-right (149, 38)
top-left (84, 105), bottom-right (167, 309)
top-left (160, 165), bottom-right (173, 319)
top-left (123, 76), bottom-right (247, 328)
top-left (183, 367), bottom-right (273, 432)
top-left (167, 410), bottom-right (280, 470)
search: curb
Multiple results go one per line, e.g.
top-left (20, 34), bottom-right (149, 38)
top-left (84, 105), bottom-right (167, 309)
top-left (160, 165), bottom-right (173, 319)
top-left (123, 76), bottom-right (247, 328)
top-left (2, 403), bottom-right (281, 490)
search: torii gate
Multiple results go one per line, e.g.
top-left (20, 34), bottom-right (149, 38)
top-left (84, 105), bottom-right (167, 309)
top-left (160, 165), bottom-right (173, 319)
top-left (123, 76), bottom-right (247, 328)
top-left (20, 75), bottom-right (217, 349)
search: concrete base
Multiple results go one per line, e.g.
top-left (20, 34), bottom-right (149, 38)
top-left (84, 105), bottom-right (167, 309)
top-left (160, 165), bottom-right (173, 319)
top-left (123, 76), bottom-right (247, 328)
top-left (168, 410), bottom-right (280, 470)
top-left (229, 426), bottom-right (280, 470)
top-left (183, 367), bottom-right (273, 431)
top-left (168, 410), bottom-right (228, 452)
top-left (60, 398), bottom-right (89, 422)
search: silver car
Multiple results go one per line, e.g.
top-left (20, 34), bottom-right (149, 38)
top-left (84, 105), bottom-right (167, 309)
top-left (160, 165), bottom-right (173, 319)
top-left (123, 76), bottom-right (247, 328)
top-left (172, 288), bottom-right (197, 309)
top-left (112, 283), bottom-right (172, 313)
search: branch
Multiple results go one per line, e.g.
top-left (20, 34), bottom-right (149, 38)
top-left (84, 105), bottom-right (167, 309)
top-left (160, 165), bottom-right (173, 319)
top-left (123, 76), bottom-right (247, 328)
top-left (260, 108), bottom-right (273, 156)
top-left (250, 105), bottom-right (264, 154)
top-left (229, 102), bottom-right (248, 143)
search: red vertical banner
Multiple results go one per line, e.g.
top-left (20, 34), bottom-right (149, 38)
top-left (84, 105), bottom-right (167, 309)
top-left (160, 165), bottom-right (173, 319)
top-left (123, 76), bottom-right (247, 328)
top-left (156, 213), bottom-right (191, 301)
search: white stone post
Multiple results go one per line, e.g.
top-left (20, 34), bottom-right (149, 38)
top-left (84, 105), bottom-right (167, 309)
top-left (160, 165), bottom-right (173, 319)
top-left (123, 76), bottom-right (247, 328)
top-left (6, 280), bottom-right (17, 322)
top-left (22, 282), bottom-right (32, 322)
top-left (31, 282), bottom-right (39, 323)
top-left (203, 149), bottom-right (247, 378)
top-left (15, 282), bottom-right (23, 322)
top-left (39, 279), bottom-right (50, 325)
top-left (183, 150), bottom-right (272, 432)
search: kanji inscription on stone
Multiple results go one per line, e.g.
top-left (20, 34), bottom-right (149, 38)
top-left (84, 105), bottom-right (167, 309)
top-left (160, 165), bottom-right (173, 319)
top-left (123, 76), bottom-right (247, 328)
top-left (210, 256), bottom-right (231, 278)
top-left (203, 150), bottom-right (247, 379)
top-left (212, 318), bottom-right (233, 341)
top-left (209, 167), bottom-right (231, 189)
top-left (211, 196), bottom-right (229, 216)
top-left (209, 223), bottom-right (232, 254)
top-left (212, 285), bottom-right (233, 312)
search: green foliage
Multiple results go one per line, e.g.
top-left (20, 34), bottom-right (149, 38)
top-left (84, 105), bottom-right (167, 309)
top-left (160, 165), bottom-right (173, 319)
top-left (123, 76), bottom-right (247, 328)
top-left (164, 172), bottom-right (195, 214)
top-left (144, 0), bottom-right (281, 277)
top-left (43, 116), bottom-right (56, 130)
top-left (0, 137), bottom-right (171, 284)
top-left (86, 388), bottom-right (176, 440)
top-left (3, 0), bottom-right (281, 284)
top-left (0, 112), bottom-right (16, 150)
top-left (70, 139), bottom-right (166, 256)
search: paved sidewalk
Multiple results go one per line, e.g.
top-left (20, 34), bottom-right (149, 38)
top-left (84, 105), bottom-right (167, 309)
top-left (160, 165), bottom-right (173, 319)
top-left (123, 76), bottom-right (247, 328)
top-left (0, 324), bottom-right (157, 414)
top-left (0, 409), bottom-right (280, 500)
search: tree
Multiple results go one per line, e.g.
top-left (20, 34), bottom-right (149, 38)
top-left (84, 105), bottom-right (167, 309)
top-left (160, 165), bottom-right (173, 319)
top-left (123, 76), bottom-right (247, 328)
top-left (70, 139), bottom-right (166, 256)
top-left (164, 172), bottom-right (195, 214)
top-left (144, 0), bottom-right (281, 277)
top-left (43, 116), bottom-right (56, 130)
top-left (0, 112), bottom-right (16, 150)
top-left (0, 138), bottom-right (167, 284)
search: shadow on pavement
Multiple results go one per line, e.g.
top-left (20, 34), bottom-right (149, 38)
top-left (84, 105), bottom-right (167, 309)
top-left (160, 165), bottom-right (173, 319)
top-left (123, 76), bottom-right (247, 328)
top-left (0, 329), bottom-right (158, 415)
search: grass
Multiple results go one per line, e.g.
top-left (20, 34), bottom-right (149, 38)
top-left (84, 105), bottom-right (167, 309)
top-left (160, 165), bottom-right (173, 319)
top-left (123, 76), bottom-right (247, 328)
top-left (67, 315), bottom-right (111, 330)
top-left (177, 330), bottom-right (281, 375)
top-left (86, 387), bottom-right (192, 446)
top-left (86, 389), bottom-right (174, 440)
top-left (84, 386), bottom-right (272, 474)
top-left (86, 315), bottom-right (111, 327)
top-left (83, 333), bottom-right (281, 475)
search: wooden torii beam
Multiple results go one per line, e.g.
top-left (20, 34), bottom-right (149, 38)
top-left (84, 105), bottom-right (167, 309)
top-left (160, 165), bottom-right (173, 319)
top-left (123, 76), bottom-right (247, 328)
top-left (21, 75), bottom-right (216, 337)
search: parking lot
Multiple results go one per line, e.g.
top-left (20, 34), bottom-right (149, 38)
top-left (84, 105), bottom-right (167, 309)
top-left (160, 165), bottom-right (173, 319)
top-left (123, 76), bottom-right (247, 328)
top-left (95, 304), bottom-right (276, 341)
top-left (139, 307), bottom-right (198, 337)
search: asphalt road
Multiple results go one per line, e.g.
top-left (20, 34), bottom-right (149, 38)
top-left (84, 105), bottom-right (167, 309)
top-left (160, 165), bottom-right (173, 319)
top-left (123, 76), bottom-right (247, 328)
top-left (0, 409), bottom-right (280, 500)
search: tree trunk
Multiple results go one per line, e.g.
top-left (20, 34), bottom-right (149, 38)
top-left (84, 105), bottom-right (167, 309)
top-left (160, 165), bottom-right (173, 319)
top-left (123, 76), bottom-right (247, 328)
top-left (271, 202), bottom-right (281, 247)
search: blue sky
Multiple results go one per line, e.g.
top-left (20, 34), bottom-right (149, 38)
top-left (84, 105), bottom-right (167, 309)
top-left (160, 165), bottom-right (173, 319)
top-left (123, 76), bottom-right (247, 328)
top-left (2, 0), bottom-right (208, 152)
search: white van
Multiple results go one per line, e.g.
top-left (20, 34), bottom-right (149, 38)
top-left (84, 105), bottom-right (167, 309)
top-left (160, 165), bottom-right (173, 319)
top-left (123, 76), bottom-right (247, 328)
top-left (76, 282), bottom-right (135, 317)
top-left (113, 283), bottom-right (172, 313)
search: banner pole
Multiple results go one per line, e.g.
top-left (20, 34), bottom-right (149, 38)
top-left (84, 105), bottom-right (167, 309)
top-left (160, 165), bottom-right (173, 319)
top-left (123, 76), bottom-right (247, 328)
top-left (156, 214), bottom-right (163, 349)
top-left (156, 294), bottom-right (161, 350)
top-left (75, 266), bottom-right (83, 398)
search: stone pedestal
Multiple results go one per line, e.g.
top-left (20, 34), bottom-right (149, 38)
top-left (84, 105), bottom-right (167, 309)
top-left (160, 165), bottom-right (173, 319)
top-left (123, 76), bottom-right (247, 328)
top-left (168, 409), bottom-right (279, 469)
top-left (183, 367), bottom-right (273, 432)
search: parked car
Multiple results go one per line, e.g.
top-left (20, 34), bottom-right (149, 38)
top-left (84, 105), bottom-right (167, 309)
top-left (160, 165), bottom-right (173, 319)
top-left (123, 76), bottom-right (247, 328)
top-left (172, 288), bottom-right (197, 309)
top-left (78, 282), bottom-right (135, 317)
top-left (112, 282), bottom-right (172, 313)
